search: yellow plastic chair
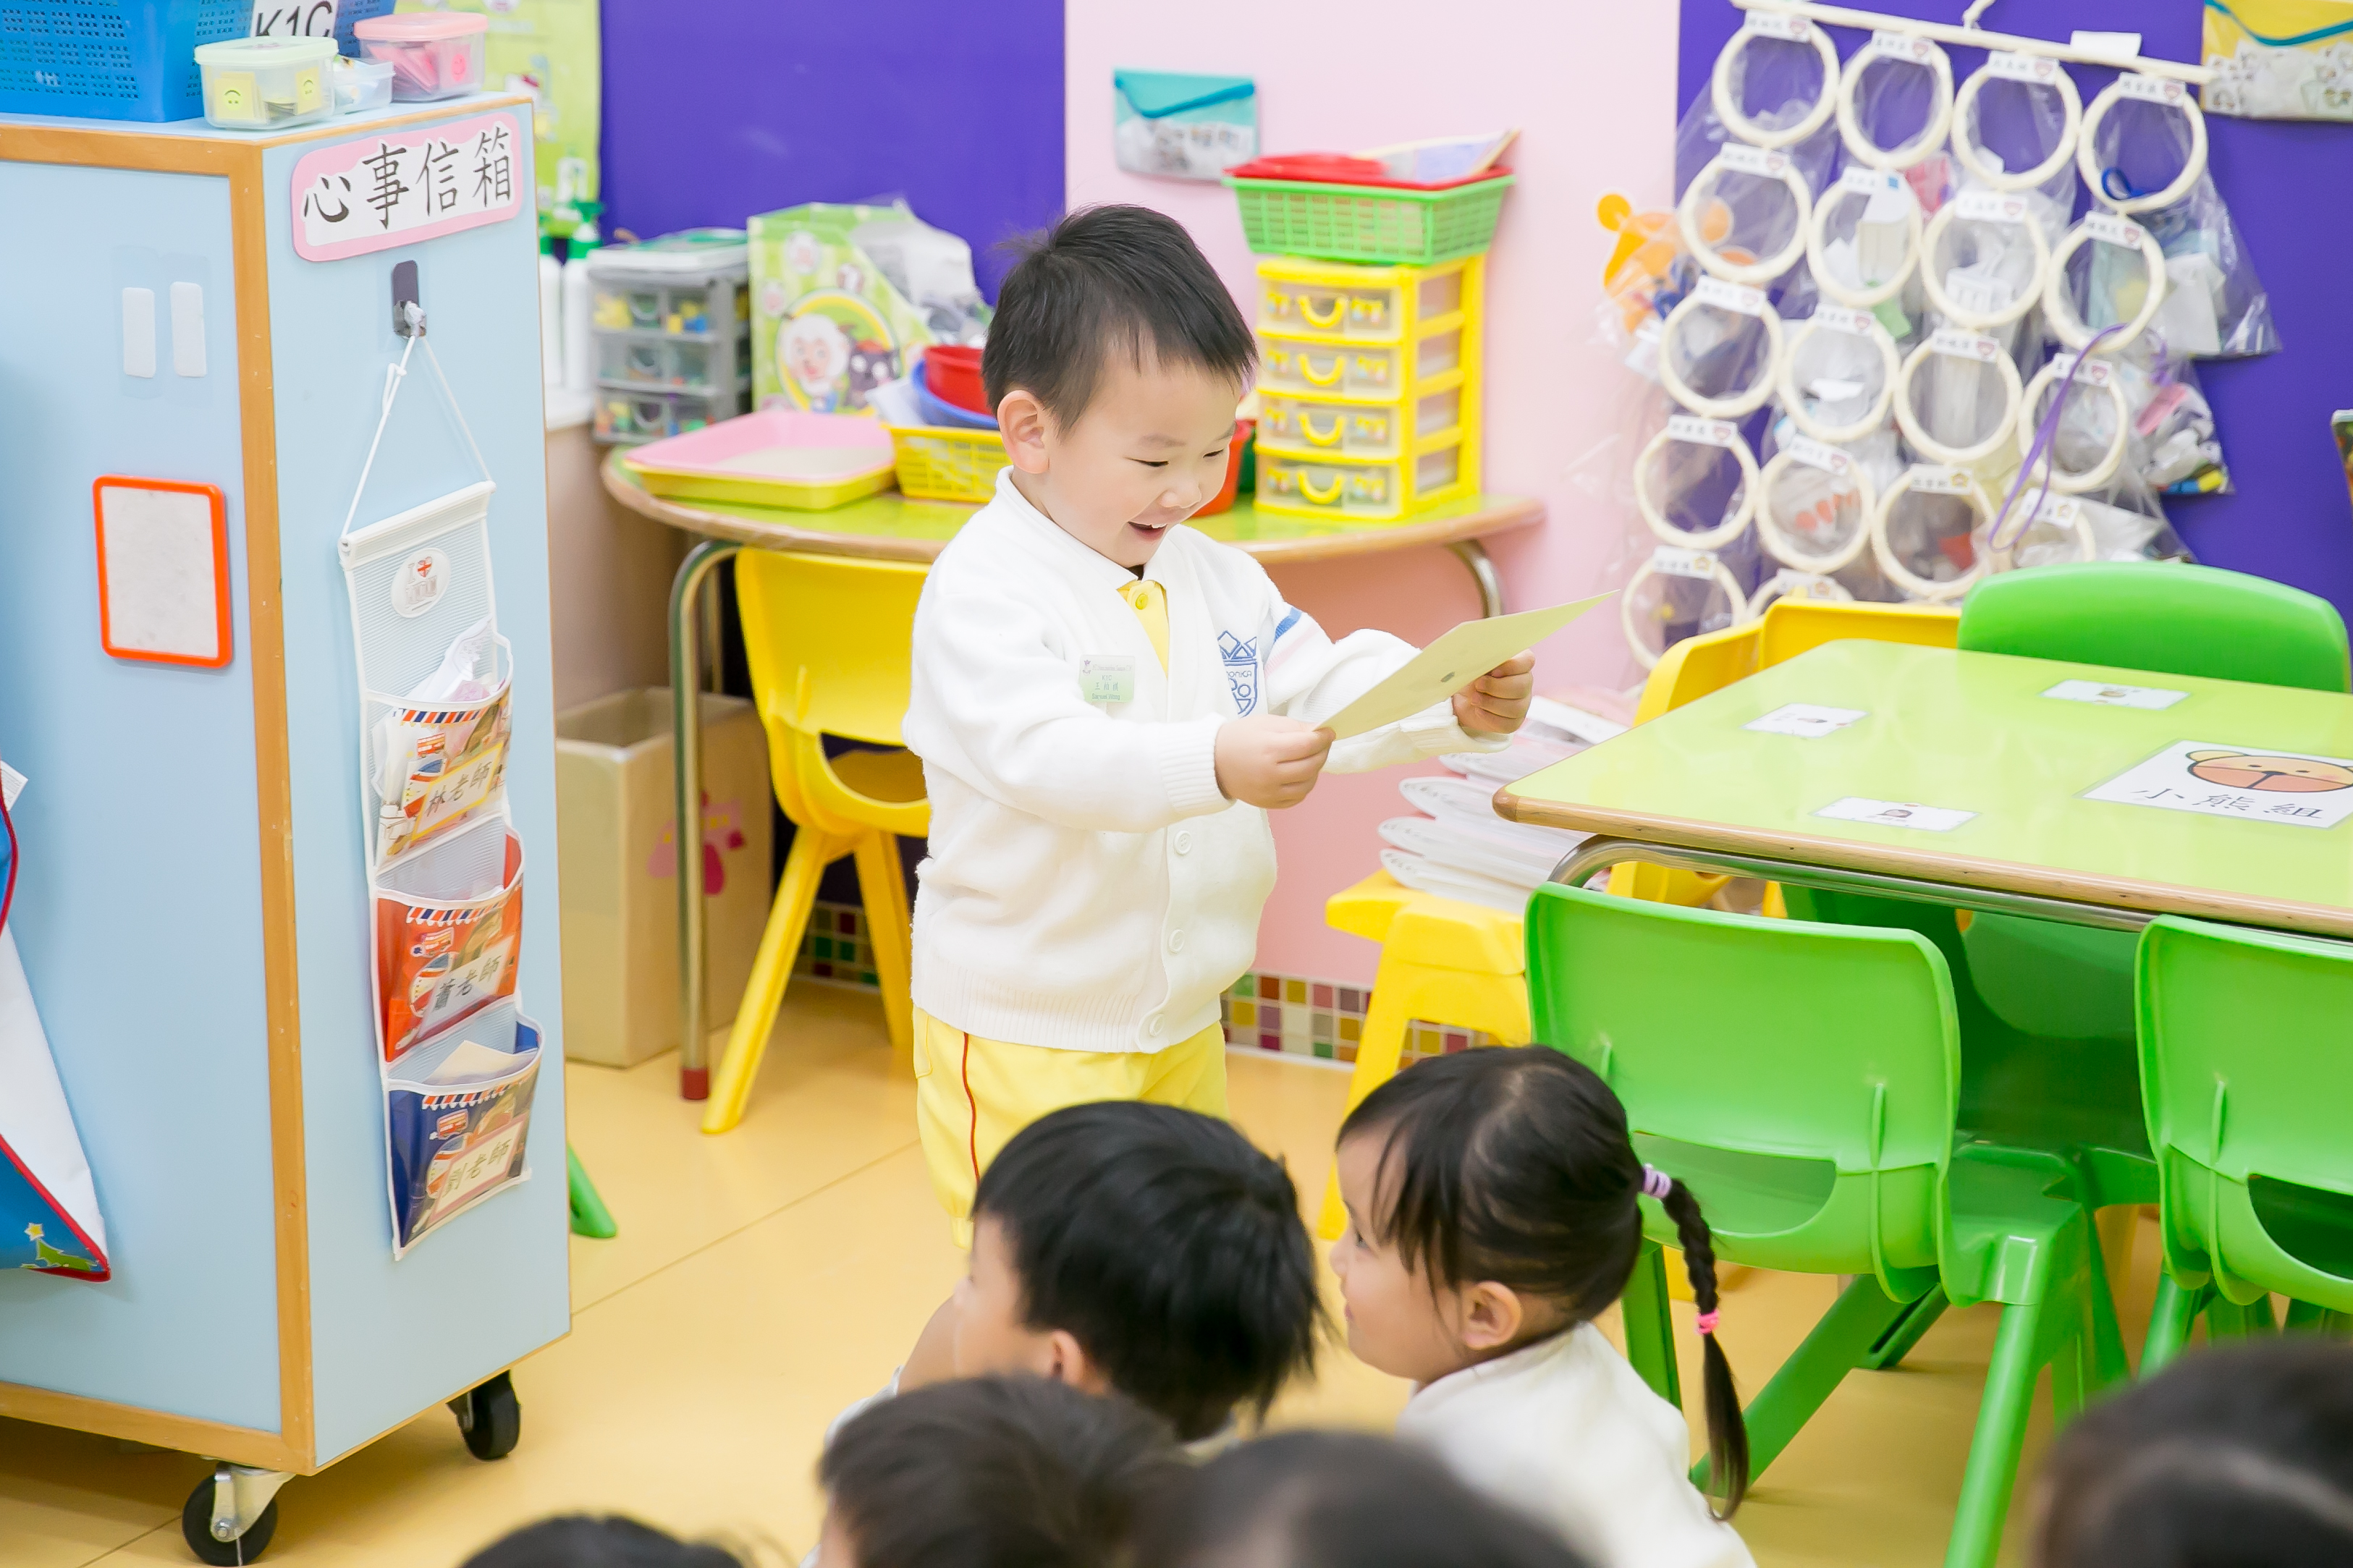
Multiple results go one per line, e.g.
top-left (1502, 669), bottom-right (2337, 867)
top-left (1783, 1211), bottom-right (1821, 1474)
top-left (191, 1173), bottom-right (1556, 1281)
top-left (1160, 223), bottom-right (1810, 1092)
top-left (702, 551), bottom-right (930, 1134)
top-left (1757, 598), bottom-right (1961, 669)
top-left (1315, 871), bottom-right (1530, 1237)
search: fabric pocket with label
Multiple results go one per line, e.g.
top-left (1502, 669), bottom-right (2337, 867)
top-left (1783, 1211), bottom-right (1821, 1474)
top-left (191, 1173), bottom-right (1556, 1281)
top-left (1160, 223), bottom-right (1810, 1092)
top-left (371, 811), bottom-right (524, 1062)
top-left (383, 1003), bottom-right (543, 1257)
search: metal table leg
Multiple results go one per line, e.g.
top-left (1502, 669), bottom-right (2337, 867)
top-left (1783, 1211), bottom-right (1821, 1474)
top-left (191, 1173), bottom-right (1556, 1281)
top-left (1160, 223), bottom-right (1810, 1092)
top-left (1449, 538), bottom-right (1504, 618)
top-left (670, 538), bottom-right (740, 1101)
top-left (1546, 836), bottom-right (2155, 931)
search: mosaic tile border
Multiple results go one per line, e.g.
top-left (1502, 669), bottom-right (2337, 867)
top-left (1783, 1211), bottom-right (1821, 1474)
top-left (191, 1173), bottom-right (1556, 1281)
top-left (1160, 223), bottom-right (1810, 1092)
top-left (798, 902), bottom-right (1494, 1068)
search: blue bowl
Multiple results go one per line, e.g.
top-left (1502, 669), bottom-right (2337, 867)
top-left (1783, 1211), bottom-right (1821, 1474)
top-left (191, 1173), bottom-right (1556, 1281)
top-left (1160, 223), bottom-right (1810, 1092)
top-left (914, 378), bottom-right (998, 431)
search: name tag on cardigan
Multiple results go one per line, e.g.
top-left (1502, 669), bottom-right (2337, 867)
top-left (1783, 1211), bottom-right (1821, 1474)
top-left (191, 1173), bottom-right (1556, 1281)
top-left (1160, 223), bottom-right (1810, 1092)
top-left (1079, 655), bottom-right (1136, 705)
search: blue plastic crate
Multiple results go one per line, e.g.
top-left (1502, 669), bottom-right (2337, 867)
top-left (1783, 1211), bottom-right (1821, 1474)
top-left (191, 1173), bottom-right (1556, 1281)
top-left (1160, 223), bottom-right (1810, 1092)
top-left (0, 0), bottom-right (248, 122)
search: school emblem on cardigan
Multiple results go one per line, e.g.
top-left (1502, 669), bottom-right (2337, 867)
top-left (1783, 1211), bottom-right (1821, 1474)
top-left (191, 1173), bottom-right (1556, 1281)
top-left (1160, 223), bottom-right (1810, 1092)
top-left (1218, 631), bottom-right (1259, 715)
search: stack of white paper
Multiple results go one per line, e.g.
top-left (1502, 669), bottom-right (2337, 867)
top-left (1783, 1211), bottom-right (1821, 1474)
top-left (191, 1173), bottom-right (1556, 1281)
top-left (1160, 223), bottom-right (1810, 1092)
top-left (1378, 700), bottom-right (1615, 913)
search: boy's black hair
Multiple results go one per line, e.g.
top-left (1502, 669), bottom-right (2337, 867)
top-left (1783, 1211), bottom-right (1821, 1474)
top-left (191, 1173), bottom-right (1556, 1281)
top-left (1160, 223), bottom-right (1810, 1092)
top-left (462, 1517), bottom-right (743, 1568)
top-left (1136, 1429), bottom-right (1595, 1568)
top-left (821, 1375), bottom-right (1183, 1568)
top-left (972, 1100), bottom-right (1322, 1441)
top-left (981, 204), bottom-right (1256, 425)
top-left (1340, 1047), bottom-right (1752, 1516)
top-left (2037, 1338), bottom-right (2353, 1567)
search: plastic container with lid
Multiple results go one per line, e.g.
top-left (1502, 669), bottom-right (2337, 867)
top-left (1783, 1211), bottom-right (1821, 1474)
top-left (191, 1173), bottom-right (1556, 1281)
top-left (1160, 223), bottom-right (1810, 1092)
top-left (333, 54), bottom-right (396, 115)
top-left (354, 11), bottom-right (487, 102)
top-left (194, 37), bottom-right (338, 131)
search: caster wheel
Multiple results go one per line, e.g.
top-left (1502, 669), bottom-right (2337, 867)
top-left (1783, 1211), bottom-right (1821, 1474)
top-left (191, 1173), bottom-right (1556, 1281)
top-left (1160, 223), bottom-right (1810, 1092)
top-left (181, 1477), bottom-right (277, 1564)
top-left (451, 1370), bottom-right (521, 1460)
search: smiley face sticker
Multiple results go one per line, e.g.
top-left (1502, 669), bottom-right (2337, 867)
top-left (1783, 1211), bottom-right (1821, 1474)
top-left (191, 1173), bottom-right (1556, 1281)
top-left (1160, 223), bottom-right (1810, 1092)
top-left (2183, 750), bottom-right (2353, 794)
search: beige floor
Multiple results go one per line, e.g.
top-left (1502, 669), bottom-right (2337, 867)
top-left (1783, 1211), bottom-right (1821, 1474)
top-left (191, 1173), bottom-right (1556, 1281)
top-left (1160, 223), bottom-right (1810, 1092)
top-left (2, 986), bottom-right (2163, 1567)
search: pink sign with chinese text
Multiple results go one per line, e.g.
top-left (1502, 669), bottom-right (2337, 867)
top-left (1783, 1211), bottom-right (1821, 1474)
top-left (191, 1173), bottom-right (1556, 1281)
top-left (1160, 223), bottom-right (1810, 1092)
top-left (292, 111), bottom-right (526, 262)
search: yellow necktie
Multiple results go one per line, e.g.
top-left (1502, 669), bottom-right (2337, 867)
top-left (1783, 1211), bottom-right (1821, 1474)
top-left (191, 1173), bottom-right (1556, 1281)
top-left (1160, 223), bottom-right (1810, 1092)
top-left (1121, 579), bottom-right (1169, 674)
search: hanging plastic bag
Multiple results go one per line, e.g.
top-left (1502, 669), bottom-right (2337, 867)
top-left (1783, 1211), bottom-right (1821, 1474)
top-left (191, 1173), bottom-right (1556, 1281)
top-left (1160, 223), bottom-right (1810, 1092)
top-left (1778, 302), bottom-right (1901, 441)
top-left (1622, 541), bottom-right (1754, 667)
top-left (1658, 277), bottom-right (1783, 417)
top-left (2045, 211), bottom-right (2169, 356)
top-left (1635, 413), bottom-right (1757, 549)
top-left (2076, 73), bottom-right (2278, 357)
top-left (2117, 351), bottom-right (2233, 495)
top-left (1920, 188), bottom-right (2050, 337)
top-left (1676, 62), bottom-right (1841, 304)
top-left (1756, 430), bottom-right (1875, 572)
top-left (1711, 10), bottom-right (1841, 148)
top-left (1836, 32), bottom-right (1956, 171)
top-left (1872, 462), bottom-right (1994, 601)
top-left (1896, 327), bottom-right (2024, 468)
top-left (1804, 166), bottom-right (1923, 332)
top-left (1951, 51), bottom-right (2083, 193)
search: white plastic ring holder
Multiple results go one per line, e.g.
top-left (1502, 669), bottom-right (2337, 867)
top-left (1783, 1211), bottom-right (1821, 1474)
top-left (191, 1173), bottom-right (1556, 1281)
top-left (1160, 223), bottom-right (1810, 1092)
top-left (1623, 546), bottom-right (1752, 670)
top-left (1804, 169), bottom-right (1922, 309)
top-left (1894, 328), bottom-right (2024, 465)
top-left (1657, 276), bottom-right (1786, 420)
top-left (1989, 492), bottom-right (2098, 572)
top-left (2042, 211), bottom-right (2168, 354)
top-left (1778, 304), bottom-right (1900, 442)
top-left (1835, 31), bottom-right (1956, 171)
top-left (1748, 567), bottom-right (1855, 621)
top-left (2019, 353), bottom-right (2131, 493)
top-left (1872, 463), bottom-right (1994, 601)
top-left (1919, 190), bottom-right (2051, 331)
top-left (2077, 73), bottom-right (2208, 215)
top-left (1950, 51), bottom-right (2084, 192)
top-left (1710, 12), bottom-right (1840, 149)
top-left (1676, 144), bottom-right (1814, 286)
top-left (1636, 414), bottom-right (1760, 549)
top-left (1756, 435), bottom-right (1877, 572)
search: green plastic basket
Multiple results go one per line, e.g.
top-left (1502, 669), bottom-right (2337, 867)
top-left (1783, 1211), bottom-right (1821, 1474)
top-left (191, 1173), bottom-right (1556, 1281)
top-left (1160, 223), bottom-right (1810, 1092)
top-left (1225, 174), bottom-right (1514, 266)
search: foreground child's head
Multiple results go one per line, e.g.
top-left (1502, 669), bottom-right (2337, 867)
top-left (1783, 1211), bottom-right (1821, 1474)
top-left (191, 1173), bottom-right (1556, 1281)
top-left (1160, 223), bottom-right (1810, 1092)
top-left (956, 1100), bottom-right (1322, 1441)
top-left (1329, 1047), bottom-right (1749, 1512)
top-left (983, 204), bottom-right (1255, 569)
top-left (463, 1517), bottom-right (743, 1568)
top-left (1137, 1428), bottom-right (1594, 1568)
top-left (819, 1376), bottom-right (1182, 1568)
top-left (2035, 1338), bottom-right (2353, 1567)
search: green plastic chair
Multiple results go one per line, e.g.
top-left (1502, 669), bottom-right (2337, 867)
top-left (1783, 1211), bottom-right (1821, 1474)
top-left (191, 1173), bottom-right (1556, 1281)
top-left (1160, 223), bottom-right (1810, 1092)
top-left (1956, 562), bottom-right (2352, 1048)
top-left (567, 1145), bottom-right (617, 1239)
top-left (2136, 917), bottom-right (2353, 1371)
top-left (1527, 882), bottom-right (2113, 1568)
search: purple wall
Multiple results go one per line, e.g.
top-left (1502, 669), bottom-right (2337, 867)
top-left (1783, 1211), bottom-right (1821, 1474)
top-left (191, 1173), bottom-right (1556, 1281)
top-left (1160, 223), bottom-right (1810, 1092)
top-left (599, 0), bottom-right (1065, 300)
top-left (1679, 1), bottom-right (2353, 620)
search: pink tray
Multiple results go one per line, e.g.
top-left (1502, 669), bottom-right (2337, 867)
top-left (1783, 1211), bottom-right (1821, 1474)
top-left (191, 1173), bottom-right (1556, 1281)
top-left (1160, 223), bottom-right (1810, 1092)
top-left (622, 410), bottom-right (897, 510)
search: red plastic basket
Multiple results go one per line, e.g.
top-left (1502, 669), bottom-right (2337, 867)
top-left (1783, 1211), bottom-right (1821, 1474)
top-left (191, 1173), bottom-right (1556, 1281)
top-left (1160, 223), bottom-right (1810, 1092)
top-left (923, 344), bottom-right (989, 415)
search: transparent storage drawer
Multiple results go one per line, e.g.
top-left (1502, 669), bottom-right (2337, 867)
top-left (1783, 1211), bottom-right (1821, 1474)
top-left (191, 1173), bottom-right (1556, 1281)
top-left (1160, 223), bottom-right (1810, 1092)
top-left (1256, 387), bottom-right (1461, 459)
top-left (594, 333), bottom-right (751, 391)
top-left (1259, 329), bottom-right (1461, 399)
top-left (1256, 443), bottom-right (1467, 520)
top-left (594, 388), bottom-right (734, 445)
top-left (591, 279), bottom-right (749, 338)
top-left (1255, 256), bottom-right (1468, 343)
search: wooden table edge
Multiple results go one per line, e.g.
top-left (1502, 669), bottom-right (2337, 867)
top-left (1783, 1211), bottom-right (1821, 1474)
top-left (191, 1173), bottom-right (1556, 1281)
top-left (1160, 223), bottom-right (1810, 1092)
top-left (1493, 794), bottom-right (2353, 940)
top-left (599, 452), bottom-right (1542, 564)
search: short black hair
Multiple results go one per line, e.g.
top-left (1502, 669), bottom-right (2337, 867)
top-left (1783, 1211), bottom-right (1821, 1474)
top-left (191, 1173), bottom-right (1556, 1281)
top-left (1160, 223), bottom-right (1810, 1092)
top-left (821, 1376), bottom-right (1183, 1568)
top-left (1137, 1430), bottom-right (1595, 1568)
top-left (2037, 1338), bottom-right (2353, 1567)
top-left (462, 1517), bottom-right (743, 1568)
top-left (981, 204), bottom-right (1256, 425)
top-left (973, 1101), bottom-right (1322, 1441)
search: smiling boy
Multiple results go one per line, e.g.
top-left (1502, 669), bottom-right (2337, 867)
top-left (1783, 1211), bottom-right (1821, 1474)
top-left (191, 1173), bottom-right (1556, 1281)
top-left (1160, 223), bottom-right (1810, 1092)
top-left (901, 204), bottom-right (1533, 1244)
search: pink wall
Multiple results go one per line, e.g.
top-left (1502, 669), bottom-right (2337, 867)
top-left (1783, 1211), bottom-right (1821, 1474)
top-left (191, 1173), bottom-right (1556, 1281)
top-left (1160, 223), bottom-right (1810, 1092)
top-left (1067, 2), bottom-right (1681, 985)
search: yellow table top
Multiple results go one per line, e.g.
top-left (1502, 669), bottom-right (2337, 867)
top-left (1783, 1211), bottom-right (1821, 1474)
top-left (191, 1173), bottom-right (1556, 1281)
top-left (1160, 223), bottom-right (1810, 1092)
top-left (1501, 640), bottom-right (2353, 938)
top-left (601, 452), bottom-right (1542, 567)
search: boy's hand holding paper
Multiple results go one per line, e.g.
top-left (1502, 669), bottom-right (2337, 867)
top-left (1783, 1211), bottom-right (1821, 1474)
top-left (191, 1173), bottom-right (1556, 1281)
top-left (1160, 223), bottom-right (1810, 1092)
top-left (1320, 593), bottom-right (1612, 741)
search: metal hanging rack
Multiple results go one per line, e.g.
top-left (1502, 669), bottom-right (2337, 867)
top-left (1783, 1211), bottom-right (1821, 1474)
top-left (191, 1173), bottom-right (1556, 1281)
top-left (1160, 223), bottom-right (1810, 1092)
top-left (1730, 0), bottom-right (2216, 86)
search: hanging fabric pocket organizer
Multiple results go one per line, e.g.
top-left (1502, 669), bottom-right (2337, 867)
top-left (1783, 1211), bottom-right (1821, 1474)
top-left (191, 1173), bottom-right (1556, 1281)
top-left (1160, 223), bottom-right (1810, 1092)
top-left (338, 324), bottom-right (543, 1259)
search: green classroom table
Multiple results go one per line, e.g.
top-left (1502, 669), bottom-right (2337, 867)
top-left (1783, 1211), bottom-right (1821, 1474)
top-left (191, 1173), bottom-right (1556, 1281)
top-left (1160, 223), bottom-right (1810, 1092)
top-left (1499, 639), bottom-right (2353, 938)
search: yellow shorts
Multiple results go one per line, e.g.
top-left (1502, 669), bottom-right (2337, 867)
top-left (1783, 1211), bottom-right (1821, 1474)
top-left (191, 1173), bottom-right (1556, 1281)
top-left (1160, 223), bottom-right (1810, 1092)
top-left (913, 1007), bottom-right (1228, 1246)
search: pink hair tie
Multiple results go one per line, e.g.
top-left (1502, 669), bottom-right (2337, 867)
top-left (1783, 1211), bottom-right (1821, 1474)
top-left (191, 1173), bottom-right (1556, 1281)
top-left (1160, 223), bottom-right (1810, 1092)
top-left (1640, 1164), bottom-right (1673, 1200)
top-left (1694, 1312), bottom-right (1720, 1336)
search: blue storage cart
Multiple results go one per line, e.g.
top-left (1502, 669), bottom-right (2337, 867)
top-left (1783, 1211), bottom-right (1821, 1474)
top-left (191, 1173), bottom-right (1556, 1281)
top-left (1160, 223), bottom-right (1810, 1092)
top-left (0, 93), bottom-right (567, 1562)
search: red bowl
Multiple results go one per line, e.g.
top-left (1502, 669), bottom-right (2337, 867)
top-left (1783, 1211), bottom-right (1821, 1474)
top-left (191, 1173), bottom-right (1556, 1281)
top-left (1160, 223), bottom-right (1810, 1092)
top-left (923, 344), bottom-right (989, 415)
top-left (1195, 420), bottom-right (1253, 517)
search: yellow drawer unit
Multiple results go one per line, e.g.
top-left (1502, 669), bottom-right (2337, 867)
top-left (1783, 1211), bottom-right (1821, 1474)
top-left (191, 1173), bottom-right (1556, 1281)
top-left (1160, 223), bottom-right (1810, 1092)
top-left (1252, 253), bottom-right (1484, 519)
top-left (1256, 255), bottom-right (1469, 343)
top-left (1258, 386), bottom-right (1462, 460)
top-left (1257, 439), bottom-right (1471, 522)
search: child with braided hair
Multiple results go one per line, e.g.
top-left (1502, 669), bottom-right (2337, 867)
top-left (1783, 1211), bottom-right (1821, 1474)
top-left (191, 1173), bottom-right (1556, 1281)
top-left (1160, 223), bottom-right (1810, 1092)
top-left (1327, 1046), bottom-right (1754, 1568)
